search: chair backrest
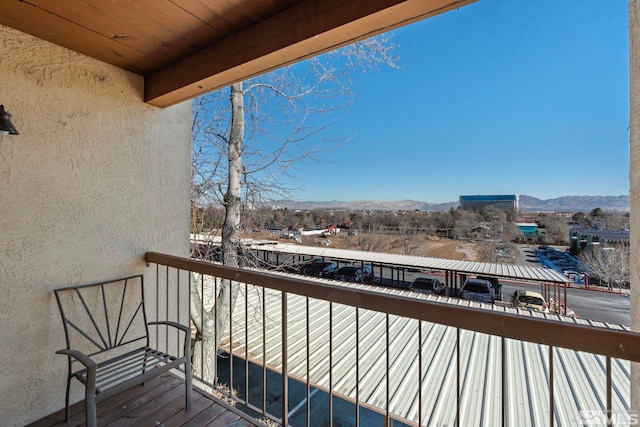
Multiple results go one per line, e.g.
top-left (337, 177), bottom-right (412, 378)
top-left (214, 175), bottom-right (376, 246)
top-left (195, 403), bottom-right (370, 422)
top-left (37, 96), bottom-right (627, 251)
top-left (54, 275), bottom-right (149, 360)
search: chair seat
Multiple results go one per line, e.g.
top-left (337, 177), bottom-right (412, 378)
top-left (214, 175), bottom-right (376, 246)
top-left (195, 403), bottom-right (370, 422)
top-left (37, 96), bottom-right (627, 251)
top-left (72, 347), bottom-right (179, 395)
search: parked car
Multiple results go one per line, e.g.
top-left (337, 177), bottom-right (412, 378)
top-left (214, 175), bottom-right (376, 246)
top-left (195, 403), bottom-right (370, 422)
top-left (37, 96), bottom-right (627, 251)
top-left (460, 278), bottom-right (500, 303)
top-left (477, 275), bottom-right (502, 301)
top-left (300, 261), bottom-right (338, 278)
top-left (410, 276), bottom-right (444, 295)
top-left (511, 290), bottom-right (549, 314)
top-left (334, 265), bottom-right (374, 283)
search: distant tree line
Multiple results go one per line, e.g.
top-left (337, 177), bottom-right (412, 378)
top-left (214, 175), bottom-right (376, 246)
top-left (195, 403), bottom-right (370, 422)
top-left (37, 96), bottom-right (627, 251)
top-left (193, 205), bottom-right (630, 248)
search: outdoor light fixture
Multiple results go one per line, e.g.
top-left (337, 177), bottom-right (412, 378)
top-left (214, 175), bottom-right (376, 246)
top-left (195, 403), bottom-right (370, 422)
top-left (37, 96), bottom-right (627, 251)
top-left (0, 105), bottom-right (19, 135)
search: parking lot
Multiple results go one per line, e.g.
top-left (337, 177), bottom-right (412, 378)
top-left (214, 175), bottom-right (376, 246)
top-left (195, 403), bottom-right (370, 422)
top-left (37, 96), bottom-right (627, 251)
top-left (248, 244), bottom-right (631, 326)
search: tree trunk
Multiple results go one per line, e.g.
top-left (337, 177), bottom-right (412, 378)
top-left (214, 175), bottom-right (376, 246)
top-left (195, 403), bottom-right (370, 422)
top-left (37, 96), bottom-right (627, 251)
top-left (222, 82), bottom-right (244, 269)
top-left (217, 81), bottom-right (244, 339)
top-left (192, 82), bottom-right (245, 387)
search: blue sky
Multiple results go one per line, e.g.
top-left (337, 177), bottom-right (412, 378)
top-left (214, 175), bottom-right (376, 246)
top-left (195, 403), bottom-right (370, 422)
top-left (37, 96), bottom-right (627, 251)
top-left (283, 0), bottom-right (629, 204)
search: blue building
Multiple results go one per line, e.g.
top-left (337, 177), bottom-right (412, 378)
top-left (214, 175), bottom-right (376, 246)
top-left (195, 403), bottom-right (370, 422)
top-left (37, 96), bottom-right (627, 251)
top-left (516, 223), bottom-right (538, 236)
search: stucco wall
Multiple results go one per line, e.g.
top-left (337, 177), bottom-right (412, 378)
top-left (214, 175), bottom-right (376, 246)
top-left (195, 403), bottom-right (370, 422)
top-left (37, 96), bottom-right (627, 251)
top-left (0, 26), bottom-right (191, 425)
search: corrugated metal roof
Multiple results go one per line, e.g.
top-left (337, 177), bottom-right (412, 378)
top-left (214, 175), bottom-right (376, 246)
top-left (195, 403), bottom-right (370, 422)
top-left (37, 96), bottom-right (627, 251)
top-left (213, 276), bottom-right (629, 426)
top-left (248, 242), bottom-right (570, 284)
top-left (571, 228), bottom-right (630, 243)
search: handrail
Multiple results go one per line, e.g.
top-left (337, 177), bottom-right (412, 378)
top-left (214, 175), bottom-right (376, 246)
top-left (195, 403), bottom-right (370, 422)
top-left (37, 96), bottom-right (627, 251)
top-left (145, 251), bottom-right (640, 362)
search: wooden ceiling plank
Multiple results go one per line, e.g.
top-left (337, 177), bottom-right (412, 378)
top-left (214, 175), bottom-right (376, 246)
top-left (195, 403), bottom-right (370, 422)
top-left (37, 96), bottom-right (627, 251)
top-left (168, 0), bottom-right (229, 39)
top-left (129, 0), bottom-right (225, 49)
top-left (27, 0), bottom-right (210, 58)
top-left (225, 0), bottom-right (278, 22)
top-left (170, 0), bottom-right (243, 36)
top-left (145, 0), bottom-right (476, 106)
top-left (0, 1), bottom-right (154, 74)
top-left (172, 0), bottom-right (254, 34)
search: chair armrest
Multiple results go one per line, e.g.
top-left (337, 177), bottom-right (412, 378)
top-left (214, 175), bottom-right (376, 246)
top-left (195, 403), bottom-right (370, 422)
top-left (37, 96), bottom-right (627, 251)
top-left (148, 321), bottom-right (190, 334)
top-left (56, 349), bottom-right (97, 369)
top-left (148, 321), bottom-right (191, 357)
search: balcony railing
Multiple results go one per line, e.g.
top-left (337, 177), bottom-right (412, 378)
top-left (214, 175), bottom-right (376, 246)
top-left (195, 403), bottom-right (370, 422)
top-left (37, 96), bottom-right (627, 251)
top-left (145, 251), bottom-right (639, 427)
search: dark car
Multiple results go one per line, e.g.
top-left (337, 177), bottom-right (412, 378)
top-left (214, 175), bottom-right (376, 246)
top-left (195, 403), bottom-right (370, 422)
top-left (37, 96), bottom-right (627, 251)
top-left (410, 276), bottom-right (444, 295)
top-left (334, 265), bottom-right (374, 283)
top-left (300, 261), bottom-right (338, 278)
top-left (460, 278), bottom-right (499, 303)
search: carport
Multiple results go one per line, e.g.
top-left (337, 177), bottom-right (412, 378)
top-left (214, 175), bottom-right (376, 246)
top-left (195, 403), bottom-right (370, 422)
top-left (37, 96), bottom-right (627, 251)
top-left (245, 241), bottom-right (571, 309)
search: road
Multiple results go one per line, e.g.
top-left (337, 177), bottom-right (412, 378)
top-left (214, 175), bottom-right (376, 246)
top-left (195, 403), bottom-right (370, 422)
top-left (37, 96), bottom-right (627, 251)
top-left (500, 281), bottom-right (631, 326)
top-left (514, 244), bottom-right (630, 326)
top-left (396, 244), bottom-right (631, 326)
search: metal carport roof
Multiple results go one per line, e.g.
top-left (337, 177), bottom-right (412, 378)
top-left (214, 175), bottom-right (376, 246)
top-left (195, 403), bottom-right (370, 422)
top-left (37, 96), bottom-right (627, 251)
top-left (247, 242), bottom-right (570, 284)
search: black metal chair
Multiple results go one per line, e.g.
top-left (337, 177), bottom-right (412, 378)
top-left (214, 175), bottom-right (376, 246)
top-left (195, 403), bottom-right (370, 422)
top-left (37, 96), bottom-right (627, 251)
top-left (54, 275), bottom-right (192, 427)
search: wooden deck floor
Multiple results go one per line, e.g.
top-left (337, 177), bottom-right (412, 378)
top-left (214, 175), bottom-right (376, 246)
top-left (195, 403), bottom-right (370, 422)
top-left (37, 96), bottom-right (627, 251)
top-left (27, 373), bottom-right (262, 427)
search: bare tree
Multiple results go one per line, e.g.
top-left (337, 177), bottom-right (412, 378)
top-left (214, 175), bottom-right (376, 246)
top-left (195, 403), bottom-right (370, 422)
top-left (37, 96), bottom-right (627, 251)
top-left (354, 228), bottom-right (389, 252)
top-left (452, 209), bottom-right (482, 239)
top-left (398, 230), bottom-right (422, 255)
top-left (190, 37), bottom-right (397, 384)
top-left (395, 212), bottom-right (427, 255)
top-left (425, 210), bottom-right (455, 238)
top-left (538, 214), bottom-right (570, 245)
top-left (578, 245), bottom-right (630, 291)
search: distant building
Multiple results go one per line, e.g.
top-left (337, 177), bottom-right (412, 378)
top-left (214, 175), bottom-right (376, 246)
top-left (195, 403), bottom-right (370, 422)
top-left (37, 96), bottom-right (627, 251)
top-left (516, 223), bottom-right (538, 236)
top-left (570, 227), bottom-right (630, 252)
top-left (459, 194), bottom-right (519, 214)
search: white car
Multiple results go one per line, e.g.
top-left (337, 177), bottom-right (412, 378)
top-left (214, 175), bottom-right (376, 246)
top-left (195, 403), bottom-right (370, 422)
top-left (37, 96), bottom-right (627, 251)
top-left (511, 290), bottom-right (549, 314)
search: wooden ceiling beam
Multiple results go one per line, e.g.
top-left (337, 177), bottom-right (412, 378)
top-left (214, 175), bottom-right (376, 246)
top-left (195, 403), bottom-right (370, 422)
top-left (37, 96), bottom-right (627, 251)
top-left (144, 0), bottom-right (475, 107)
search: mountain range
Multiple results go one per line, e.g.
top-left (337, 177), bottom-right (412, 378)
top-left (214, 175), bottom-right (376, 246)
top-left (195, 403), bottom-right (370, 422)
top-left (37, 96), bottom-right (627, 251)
top-left (277, 195), bottom-right (630, 212)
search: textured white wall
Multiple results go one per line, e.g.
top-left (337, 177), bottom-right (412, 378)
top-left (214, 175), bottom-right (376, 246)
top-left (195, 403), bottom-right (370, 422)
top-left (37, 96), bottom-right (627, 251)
top-left (0, 26), bottom-right (191, 425)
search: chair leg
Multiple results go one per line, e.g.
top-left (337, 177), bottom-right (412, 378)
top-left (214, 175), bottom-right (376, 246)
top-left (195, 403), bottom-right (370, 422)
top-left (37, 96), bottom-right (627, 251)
top-left (185, 360), bottom-right (193, 411)
top-left (85, 365), bottom-right (98, 427)
top-left (64, 376), bottom-right (71, 422)
top-left (85, 391), bottom-right (97, 427)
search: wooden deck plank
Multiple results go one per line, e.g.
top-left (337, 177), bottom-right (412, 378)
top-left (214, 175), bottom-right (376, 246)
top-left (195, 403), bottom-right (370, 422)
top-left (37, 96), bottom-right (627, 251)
top-left (179, 403), bottom-right (229, 427)
top-left (26, 374), bottom-right (180, 427)
top-left (94, 376), bottom-right (183, 426)
top-left (144, 393), bottom-right (216, 427)
top-left (104, 385), bottom-right (188, 426)
top-left (29, 372), bottom-right (261, 427)
top-left (204, 409), bottom-right (244, 426)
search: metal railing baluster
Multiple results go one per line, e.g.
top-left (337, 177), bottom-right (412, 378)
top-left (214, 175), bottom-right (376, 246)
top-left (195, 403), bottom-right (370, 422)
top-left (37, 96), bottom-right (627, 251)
top-left (263, 285), bottom-right (267, 416)
top-left (549, 345), bottom-right (554, 427)
top-left (385, 313), bottom-right (390, 427)
top-left (155, 264), bottom-right (160, 350)
top-left (176, 268), bottom-right (180, 356)
top-left (329, 301), bottom-right (333, 427)
top-left (356, 307), bottom-right (360, 427)
top-left (282, 290), bottom-right (288, 426)
top-left (229, 277), bottom-right (234, 403)
top-left (202, 273), bottom-right (206, 382)
top-left (245, 280), bottom-right (249, 406)
top-left (456, 327), bottom-right (460, 427)
top-left (607, 356), bottom-right (612, 427)
top-left (418, 320), bottom-right (423, 427)
top-left (306, 297), bottom-right (311, 427)
top-left (502, 336), bottom-right (506, 427)
top-left (165, 267), bottom-right (169, 354)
